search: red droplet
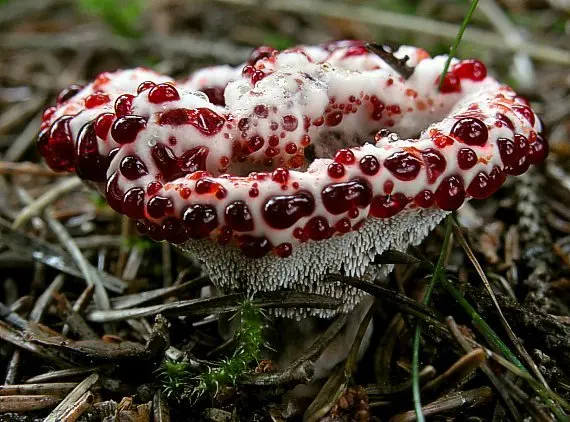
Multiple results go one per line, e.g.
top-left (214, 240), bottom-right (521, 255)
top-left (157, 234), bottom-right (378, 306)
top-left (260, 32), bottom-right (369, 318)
top-left (335, 218), bottom-right (351, 233)
top-left (243, 135), bottom-right (264, 153)
top-left (528, 134), bottom-right (548, 165)
top-left (274, 242), bottom-right (293, 258)
top-left (75, 121), bottom-right (109, 182)
top-left (488, 166), bottom-right (506, 194)
top-left (105, 172), bottom-right (124, 212)
top-left (94, 113), bottom-right (114, 140)
top-left (321, 179), bottom-right (372, 215)
top-left (369, 193), bottom-right (408, 218)
top-left (195, 178), bottom-right (227, 199)
top-left (272, 168), bottom-right (289, 184)
top-left (452, 60), bottom-right (487, 81)
top-left (111, 115), bottom-right (146, 144)
top-left (325, 111), bottom-right (343, 126)
top-left (114, 94), bottom-right (134, 117)
top-left (512, 105), bottom-right (535, 126)
top-left (504, 134), bottom-right (530, 176)
top-left (56, 84), bottom-right (84, 105)
top-left (147, 181), bottom-right (163, 196)
top-left (120, 155), bottom-right (148, 180)
top-left (182, 204), bottom-right (219, 238)
top-left (414, 190), bottom-right (434, 208)
top-left (225, 201), bottom-right (254, 232)
top-left (304, 217), bottom-right (332, 241)
top-left (359, 155), bottom-right (380, 176)
top-left (283, 115), bottom-right (298, 132)
top-left (434, 176), bottom-right (465, 210)
top-left (421, 148), bottom-right (447, 183)
top-left (151, 143), bottom-right (209, 182)
top-left (238, 235), bottom-right (272, 258)
top-left (438, 71), bottom-right (461, 93)
top-left (158, 108), bottom-right (225, 135)
top-left (254, 104), bottom-right (269, 118)
top-left (285, 143), bottom-right (297, 155)
top-left (238, 118), bottom-right (249, 131)
top-left (148, 83), bottom-right (180, 104)
top-left (162, 218), bottom-right (189, 244)
top-left (495, 113), bottom-right (515, 131)
top-left (457, 148), bottom-right (477, 170)
top-left (327, 162), bottom-right (345, 178)
top-left (42, 116), bottom-right (76, 172)
top-left (85, 93), bottom-right (110, 109)
top-left (370, 96), bottom-right (385, 120)
top-left (384, 151), bottom-right (421, 181)
top-left (123, 188), bottom-right (145, 219)
top-left (451, 118), bottom-right (488, 146)
top-left (262, 192), bottom-right (315, 229)
top-left (147, 196), bottom-right (173, 219)
top-left (467, 171), bottom-right (493, 199)
top-left (335, 149), bottom-right (355, 165)
top-left (137, 81), bottom-right (156, 94)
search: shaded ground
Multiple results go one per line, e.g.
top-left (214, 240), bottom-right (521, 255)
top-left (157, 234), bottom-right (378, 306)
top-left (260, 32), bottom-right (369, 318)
top-left (0, 0), bottom-right (570, 421)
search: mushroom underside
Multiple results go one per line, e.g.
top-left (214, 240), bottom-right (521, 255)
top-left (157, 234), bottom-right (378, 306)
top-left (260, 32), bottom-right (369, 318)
top-left (178, 206), bottom-right (449, 318)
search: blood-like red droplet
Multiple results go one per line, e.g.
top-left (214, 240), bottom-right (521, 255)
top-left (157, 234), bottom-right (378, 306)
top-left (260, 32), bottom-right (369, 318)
top-left (282, 115), bottom-right (298, 131)
top-left (359, 155), bottom-right (380, 176)
top-left (434, 176), bottom-right (465, 210)
top-left (148, 83), bottom-right (180, 104)
top-left (421, 148), bottom-right (446, 183)
top-left (114, 94), bottom-right (134, 117)
top-left (384, 151), bottom-right (421, 181)
top-left (262, 192), bottom-right (315, 229)
top-left (414, 190), bottom-right (434, 208)
top-left (110, 115), bottom-right (146, 144)
top-left (120, 155), bottom-right (148, 180)
top-left (335, 149), bottom-right (355, 165)
top-left (75, 121), bottom-right (109, 182)
top-left (238, 235), bottom-right (272, 258)
top-left (43, 116), bottom-right (76, 172)
top-left (123, 188), bottom-right (145, 219)
top-left (94, 113), bottom-right (114, 140)
top-left (105, 172), bottom-right (124, 213)
top-left (304, 217), bottom-right (332, 241)
top-left (137, 81), bottom-right (156, 94)
top-left (85, 93), bottom-right (110, 109)
top-left (274, 242), bottom-right (293, 258)
top-left (451, 118), bottom-right (488, 146)
top-left (457, 148), bottom-right (477, 170)
top-left (369, 193), bottom-right (408, 218)
top-left (321, 179), bottom-right (372, 215)
top-left (182, 204), bottom-right (219, 238)
top-left (272, 168), bottom-right (289, 184)
top-left (528, 134), bottom-right (548, 165)
top-left (158, 108), bottom-right (225, 135)
top-left (147, 196), bottom-right (173, 219)
top-left (327, 162), bottom-right (345, 178)
top-left (452, 60), bottom-right (487, 81)
top-left (225, 201), bottom-right (254, 232)
top-left (466, 171), bottom-right (493, 199)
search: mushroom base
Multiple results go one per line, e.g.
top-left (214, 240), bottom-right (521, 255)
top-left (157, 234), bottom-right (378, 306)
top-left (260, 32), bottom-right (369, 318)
top-left (177, 207), bottom-right (450, 318)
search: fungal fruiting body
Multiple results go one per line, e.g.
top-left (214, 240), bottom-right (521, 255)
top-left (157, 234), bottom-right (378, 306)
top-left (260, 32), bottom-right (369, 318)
top-left (38, 41), bottom-right (547, 316)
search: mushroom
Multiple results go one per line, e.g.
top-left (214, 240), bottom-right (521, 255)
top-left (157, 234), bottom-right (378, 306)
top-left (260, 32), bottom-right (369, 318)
top-left (37, 40), bottom-right (547, 317)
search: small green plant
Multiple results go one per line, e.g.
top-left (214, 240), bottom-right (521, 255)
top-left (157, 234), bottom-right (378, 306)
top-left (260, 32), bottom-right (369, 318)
top-left (78, 0), bottom-right (144, 38)
top-left (157, 298), bottom-right (269, 401)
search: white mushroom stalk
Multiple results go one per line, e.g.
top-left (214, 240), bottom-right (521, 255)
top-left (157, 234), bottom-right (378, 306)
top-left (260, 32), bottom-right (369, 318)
top-left (37, 41), bottom-right (547, 317)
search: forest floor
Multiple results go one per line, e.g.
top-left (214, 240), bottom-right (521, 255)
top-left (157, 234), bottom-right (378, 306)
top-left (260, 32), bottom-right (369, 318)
top-left (0, 0), bottom-right (570, 421)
